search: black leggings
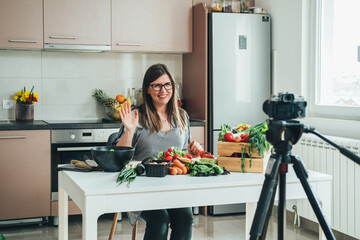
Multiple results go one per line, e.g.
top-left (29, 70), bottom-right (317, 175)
top-left (140, 207), bottom-right (194, 240)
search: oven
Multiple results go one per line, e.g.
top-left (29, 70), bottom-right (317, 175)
top-left (49, 127), bottom-right (118, 218)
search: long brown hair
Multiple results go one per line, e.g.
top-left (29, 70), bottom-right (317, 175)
top-left (139, 63), bottom-right (187, 133)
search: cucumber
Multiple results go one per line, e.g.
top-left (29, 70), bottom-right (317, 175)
top-left (141, 156), bottom-right (156, 165)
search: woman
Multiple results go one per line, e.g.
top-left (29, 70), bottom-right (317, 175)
top-left (108, 63), bottom-right (203, 240)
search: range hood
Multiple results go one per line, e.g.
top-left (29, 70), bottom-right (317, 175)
top-left (43, 43), bottom-right (111, 52)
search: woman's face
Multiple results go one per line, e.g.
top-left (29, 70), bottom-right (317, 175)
top-left (147, 74), bottom-right (173, 107)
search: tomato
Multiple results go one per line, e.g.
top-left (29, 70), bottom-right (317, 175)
top-left (202, 153), bottom-right (215, 159)
top-left (165, 151), bottom-right (171, 157)
top-left (199, 151), bottom-right (205, 158)
top-left (224, 133), bottom-right (234, 142)
top-left (186, 154), bottom-right (192, 159)
top-left (173, 154), bottom-right (179, 160)
top-left (168, 148), bottom-right (173, 152)
top-left (164, 156), bottom-right (173, 161)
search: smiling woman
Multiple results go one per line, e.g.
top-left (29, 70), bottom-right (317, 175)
top-left (108, 63), bottom-right (203, 240)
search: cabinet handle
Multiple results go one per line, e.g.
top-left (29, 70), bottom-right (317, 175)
top-left (9, 40), bottom-right (38, 43)
top-left (0, 136), bottom-right (27, 139)
top-left (57, 146), bottom-right (95, 152)
top-left (49, 36), bottom-right (77, 40)
top-left (116, 42), bottom-right (142, 46)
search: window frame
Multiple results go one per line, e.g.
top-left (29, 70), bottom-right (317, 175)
top-left (308, 0), bottom-right (360, 121)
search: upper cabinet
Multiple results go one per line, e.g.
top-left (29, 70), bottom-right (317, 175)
top-left (43, 0), bottom-right (111, 45)
top-left (112, 0), bottom-right (192, 53)
top-left (0, 0), bottom-right (43, 49)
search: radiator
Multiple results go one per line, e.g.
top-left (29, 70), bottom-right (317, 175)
top-left (291, 134), bottom-right (360, 239)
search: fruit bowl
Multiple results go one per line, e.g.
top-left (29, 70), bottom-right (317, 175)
top-left (104, 105), bottom-right (121, 121)
top-left (91, 146), bottom-right (135, 172)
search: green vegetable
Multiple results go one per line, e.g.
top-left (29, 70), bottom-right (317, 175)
top-left (110, 149), bottom-right (115, 152)
top-left (116, 166), bottom-right (137, 187)
top-left (218, 124), bottom-right (233, 142)
top-left (200, 158), bottom-right (218, 165)
top-left (187, 161), bottom-right (225, 176)
top-left (141, 156), bottom-right (156, 165)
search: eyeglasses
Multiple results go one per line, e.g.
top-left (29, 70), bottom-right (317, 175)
top-left (149, 82), bottom-right (173, 91)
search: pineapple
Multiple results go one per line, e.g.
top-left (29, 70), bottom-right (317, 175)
top-left (92, 89), bottom-right (109, 104)
top-left (104, 97), bottom-right (117, 109)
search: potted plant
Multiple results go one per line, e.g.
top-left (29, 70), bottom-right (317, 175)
top-left (13, 86), bottom-right (39, 122)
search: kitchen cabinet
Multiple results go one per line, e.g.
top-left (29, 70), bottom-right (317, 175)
top-left (0, 0), bottom-right (43, 49)
top-left (112, 0), bottom-right (192, 53)
top-left (0, 130), bottom-right (50, 220)
top-left (44, 0), bottom-right (111, 45)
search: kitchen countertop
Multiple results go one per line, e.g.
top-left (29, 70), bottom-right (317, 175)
top-left (0, 119), bottom-right (205, 131)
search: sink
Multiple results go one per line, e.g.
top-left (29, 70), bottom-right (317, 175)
top-left (0, 120), bottom-right (13, 125)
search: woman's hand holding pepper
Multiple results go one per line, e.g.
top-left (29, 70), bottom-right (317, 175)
top-left (187, 141), bottom-right (203, 158)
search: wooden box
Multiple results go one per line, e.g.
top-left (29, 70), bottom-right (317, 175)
top-left (217, 141), bottom-right (270, 173)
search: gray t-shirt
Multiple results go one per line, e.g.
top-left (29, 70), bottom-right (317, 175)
top-left (108, 111), bottom-right (191, 161)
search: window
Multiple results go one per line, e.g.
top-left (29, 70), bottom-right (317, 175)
top-left (310, 0), bottom-right (360, 120)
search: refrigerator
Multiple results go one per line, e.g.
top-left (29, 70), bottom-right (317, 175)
top-left (208, 13), bottom-right (271, 215)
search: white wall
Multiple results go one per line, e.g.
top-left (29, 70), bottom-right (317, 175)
top-left (0, 50), bottom-right (182, 120)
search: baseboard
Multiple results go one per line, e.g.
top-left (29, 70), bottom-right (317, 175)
top-left (273, 206), bottom-right (357, 240)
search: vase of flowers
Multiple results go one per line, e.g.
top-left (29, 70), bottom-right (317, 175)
top-left (13, 86), bottom-right (39, 122)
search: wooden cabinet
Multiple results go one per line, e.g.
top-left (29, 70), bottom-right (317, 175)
top-left (44, 0), bottom-right (111, 45)
top-left (0, 130), bottom-right (50, 220)
top-left (0, 0), bottom-right (43, 49)
top-left (112, 0), bottom-right (192, 52)
top-left (190, 126), bottom-right (205, 149)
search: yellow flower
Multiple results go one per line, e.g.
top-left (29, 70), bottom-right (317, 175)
top-left (33, 93), bottom-right (39, 99)
top-left (16, 91), bottom-right (22, 96)
top-left (13, 95), bottom-right (18, 101)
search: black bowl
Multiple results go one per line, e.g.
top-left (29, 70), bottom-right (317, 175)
top-left (91, 146), bottom-right (135, 172)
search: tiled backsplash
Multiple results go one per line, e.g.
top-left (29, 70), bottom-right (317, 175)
top-left (0, 50), bottom-right (182, 120)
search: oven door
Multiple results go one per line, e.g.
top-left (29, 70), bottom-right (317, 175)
top-left (51, 142), bottom-right (106, 197)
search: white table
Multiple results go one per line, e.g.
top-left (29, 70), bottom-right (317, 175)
top-left (58, 169), bottom-right (332, 240)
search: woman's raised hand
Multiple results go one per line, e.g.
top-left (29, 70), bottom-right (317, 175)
top-left (119, 101), bottom-right (139, 132)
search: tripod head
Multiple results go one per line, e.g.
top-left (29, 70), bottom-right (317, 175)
top-left (265, 120), bottom-right (305, 146)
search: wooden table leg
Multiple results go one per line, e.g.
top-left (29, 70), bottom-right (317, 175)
top-left (109, 212), bottom-right (119, 240)
top-left (131, 221), bottom-right (138, 240)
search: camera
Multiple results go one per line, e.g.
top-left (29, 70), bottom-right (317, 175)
top-left (263, 92), bottom-right (307, 120)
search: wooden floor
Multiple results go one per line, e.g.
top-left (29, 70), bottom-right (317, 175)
top-left (0, 212), bottom-right (319, 240)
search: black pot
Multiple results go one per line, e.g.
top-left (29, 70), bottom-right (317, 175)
top-left (91, 146), bottom-right (135, 172)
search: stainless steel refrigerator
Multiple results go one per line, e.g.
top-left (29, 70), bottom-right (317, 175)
top-left (208, 12), bottom-right (271, 215)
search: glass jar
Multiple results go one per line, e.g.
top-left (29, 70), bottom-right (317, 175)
top-left (232, 0), bottom-right (241, 13)
top-left (240, 0), bottom-right (250, 12)
top-left (222, 0), bottom-right (232, 12)
top-left (211, 0), bottom-right (223, 12)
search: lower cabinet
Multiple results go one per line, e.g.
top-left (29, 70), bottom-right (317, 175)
top-left (0, 130), bottom-right (50, 220)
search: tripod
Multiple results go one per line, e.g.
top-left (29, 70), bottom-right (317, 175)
top-left (249, 120), bottom-right (337, 240)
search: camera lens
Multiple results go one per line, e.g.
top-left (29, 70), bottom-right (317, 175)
top-left (281, 93), bottom-right (294, 102)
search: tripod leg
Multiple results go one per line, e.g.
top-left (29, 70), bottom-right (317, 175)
top-left (249, 155), bottom-right (281, 240)
top-left (278, 164), bottom-right (288, 240)
top-left (291, 155), bottom-right (336, 240)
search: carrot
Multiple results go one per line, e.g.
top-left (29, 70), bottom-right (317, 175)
top-left (170, 167), bottom-right (178, 175)
top-left (173, 166), bottom-right (183, 175)
top-left (173, 159), bottom-right (187, 174)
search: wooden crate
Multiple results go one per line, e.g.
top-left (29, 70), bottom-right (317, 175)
top-left (217, 141), bottom-right (270, 173)
top-left (218, 156), bottom-right (264, 173)
top-left (218, 141), bottom-right (264, 158)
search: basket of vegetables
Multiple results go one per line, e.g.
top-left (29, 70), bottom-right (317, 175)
top-left (217, 121), bottom-right (271, 173)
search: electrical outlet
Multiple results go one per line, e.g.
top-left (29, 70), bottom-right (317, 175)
top-left (2, 100), bottom-right (15, 110)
